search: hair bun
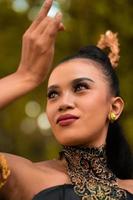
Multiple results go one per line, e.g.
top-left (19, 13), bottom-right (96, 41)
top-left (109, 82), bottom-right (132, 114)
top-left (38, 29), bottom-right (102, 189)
top-left (97, 30), bottom-right (120, 69)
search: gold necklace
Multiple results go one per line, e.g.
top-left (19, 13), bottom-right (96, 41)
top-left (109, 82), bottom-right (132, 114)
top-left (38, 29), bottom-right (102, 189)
top-left (61, 145), bottom-right (126, 200)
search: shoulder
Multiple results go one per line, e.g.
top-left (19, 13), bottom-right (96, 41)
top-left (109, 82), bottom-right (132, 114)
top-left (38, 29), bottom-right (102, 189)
top-left (0, 152), bottom-right (34, 198)
top-left (33, 158), bottom-right (70, 183)
top-left (118, 179), bottom-right (133, 194)
top-left (1, 152), bottom-right (33, 172)
top-left (34, 158), bottom-right (67, 174)
top-left (0, 154), bottom-right (70, 197)
top-left (0, 154), bottom-right (65, 198)
top-left (1, 153), bottom-right (67, 177)
top-left (0, 152), bottom-right (35, 184)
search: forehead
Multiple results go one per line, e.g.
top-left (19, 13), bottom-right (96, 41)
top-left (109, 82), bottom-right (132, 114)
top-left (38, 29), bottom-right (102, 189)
top-left (48, 58), bottom-right (106, 86)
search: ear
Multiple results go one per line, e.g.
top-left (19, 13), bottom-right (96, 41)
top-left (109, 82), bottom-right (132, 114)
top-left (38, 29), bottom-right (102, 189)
top-left (110, 97), bottom-right (124, 120)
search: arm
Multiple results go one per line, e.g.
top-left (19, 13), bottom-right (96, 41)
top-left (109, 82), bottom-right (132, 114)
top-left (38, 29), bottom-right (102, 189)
top-left (0, 0), bottom-right (64, 109)
top-left (0, 153), bottom-right (35, 199)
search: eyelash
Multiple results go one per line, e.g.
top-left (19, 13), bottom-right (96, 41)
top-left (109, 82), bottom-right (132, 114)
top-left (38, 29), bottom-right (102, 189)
top-left (47, 91), bottom-right (59, 99)
top-left (73, 82), bottom-right (89, 92)
top-left (47, 82), bottom-right (89, 100)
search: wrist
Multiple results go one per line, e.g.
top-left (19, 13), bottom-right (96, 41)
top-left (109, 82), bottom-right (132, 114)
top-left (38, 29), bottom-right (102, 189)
top-left (16, 68), bottom-right (41, 89)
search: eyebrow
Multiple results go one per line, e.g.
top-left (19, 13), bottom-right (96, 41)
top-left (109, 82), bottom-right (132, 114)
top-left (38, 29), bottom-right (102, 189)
top-left (47, 77), bottom-right (95, 92)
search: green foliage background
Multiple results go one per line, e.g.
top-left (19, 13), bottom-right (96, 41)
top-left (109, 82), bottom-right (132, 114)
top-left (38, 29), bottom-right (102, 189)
top-left (0, 0), bottom-right (133, 161)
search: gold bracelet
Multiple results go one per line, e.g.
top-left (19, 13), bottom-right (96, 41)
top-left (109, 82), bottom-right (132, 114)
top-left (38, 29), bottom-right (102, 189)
top-left (0, 154), bottom-right (11, 189)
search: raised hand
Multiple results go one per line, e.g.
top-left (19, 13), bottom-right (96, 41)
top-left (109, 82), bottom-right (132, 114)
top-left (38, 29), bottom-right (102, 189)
top-left (18, 0), bottom-right (64, 85)
top-left (0, 0), bottom-right (64, 109)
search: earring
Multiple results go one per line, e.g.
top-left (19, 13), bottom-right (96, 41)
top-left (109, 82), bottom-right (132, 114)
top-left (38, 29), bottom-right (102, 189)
top-left (108, 112), bottom-right (116, 123)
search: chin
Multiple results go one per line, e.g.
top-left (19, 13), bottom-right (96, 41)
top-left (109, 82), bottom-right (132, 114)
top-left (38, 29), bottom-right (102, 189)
top-left (52, 128), bottom-right (95, 146)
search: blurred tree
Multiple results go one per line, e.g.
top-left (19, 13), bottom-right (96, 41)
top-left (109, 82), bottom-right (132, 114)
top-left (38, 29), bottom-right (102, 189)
top-left (0, 0), bottom-right (133, 161)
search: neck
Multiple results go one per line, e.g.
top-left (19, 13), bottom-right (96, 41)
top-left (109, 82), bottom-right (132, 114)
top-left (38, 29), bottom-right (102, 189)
top-left (60, 145), bottom-right (126, 200)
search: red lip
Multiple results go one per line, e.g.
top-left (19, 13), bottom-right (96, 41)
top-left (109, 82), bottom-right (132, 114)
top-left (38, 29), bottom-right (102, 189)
top-left (56, 114), bottom-right (79, 124)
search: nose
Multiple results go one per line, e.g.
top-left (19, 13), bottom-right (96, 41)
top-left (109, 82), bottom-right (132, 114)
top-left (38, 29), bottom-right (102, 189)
top-left (58, 92), bottom-right (75, 112)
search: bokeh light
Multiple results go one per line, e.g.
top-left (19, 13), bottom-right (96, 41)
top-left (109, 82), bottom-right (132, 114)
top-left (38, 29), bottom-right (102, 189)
top-left (37, 112), bottom-right (51, 131)
top-left (12, 0), bottom-right (29, 13)
top-left (25, 101), bottom-right (41, 118)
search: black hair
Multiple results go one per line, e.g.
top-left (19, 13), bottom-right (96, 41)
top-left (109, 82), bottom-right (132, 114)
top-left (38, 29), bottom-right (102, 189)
top-left (60, 45), bottom-right (133, 179)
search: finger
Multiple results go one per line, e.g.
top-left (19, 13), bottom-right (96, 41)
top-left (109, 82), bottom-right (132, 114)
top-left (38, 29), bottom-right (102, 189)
top-left (46, 12), bottom-right (63, 34)
top-left (32, 16), bottom-right (51, 35)
top-left (39, 0), bottom-right (53, 19)
top-left (39, 12), bottom-right (62, 49)
top-left (59, 23), bottom-right (65, 31)
top-left (32, 15), bottom-right (65, 36)
top-left (45, 12), bottom-right (62, 37)
top-left (28, 0), bottom-right (53, 32)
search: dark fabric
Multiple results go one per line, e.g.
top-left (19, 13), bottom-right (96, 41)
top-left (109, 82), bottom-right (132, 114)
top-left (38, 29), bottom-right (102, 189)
top-left (32, 184), bottom-right (133, 200)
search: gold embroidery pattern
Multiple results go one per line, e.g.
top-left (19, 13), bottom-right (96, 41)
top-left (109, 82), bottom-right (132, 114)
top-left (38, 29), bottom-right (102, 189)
top-left (62, 146), bottom-right (126, 200)
top-left (0, 154), bottom-right (10, 189)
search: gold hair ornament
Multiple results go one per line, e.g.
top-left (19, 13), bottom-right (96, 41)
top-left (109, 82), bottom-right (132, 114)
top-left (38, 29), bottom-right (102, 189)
top-left (97, 30), bottom-right (120, 69)
top-left (108, 112), bottom-right (116, 123)
top-left (0, 154), bottom-right (10, 189)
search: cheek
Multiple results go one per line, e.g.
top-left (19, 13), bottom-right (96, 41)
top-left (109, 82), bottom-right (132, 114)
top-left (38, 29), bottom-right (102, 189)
top-left (46, 103), bottom-right (52, 124)
top-left (46, 103), bottom-right (57, 126)
top-left (80, 93), bottom-right (110, 123)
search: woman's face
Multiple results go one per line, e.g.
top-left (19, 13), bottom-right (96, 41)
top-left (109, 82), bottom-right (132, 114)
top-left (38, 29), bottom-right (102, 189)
top-left (46, 58), bottom-right (113, 147)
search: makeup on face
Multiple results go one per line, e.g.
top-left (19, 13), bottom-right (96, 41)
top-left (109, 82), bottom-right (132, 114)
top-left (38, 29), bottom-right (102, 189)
top-left (47, 77), bottom-right (95, 100)
top-left (46, 59), bottom-right (111, 147)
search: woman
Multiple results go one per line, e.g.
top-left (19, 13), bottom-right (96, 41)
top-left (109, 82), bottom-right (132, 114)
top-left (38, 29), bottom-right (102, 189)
top-left (0, 0), bottom-right (133, 200)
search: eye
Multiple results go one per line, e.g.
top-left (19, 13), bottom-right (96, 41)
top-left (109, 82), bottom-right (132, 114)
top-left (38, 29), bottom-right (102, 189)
top-left (47, 90), bottom-right (59, 99)
top-left (74, 82), bottom-right (89, 92)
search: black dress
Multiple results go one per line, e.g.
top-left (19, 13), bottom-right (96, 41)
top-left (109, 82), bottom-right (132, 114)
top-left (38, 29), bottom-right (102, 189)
top-left (33, 184), bottom-right (133, 200)
top-left (33, 145), bottom-right (133, 200)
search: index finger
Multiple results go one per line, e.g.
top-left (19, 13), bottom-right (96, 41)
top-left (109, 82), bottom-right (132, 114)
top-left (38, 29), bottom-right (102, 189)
top-left (28, 0), bottom-right (53, 32)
